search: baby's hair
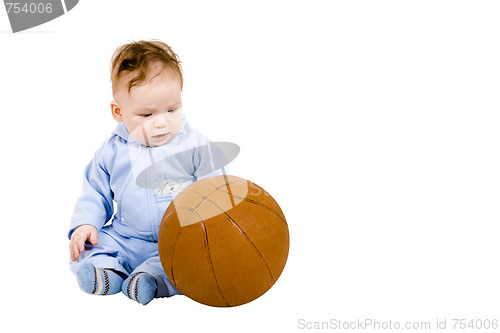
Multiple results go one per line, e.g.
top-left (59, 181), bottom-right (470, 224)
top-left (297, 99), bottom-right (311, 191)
top-left (111, 40), bottom-right (183, 94)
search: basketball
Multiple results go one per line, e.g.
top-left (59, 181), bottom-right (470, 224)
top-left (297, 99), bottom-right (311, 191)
top-left (158, 175), bottom-right (289, 307)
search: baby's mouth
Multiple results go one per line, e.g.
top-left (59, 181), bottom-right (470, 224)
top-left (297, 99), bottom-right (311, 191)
top-left (153, 133), bottom-right (168, 139)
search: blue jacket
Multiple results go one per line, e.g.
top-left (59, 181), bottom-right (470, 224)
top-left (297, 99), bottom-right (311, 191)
top-left (69, 116), bottom-right (221, 241)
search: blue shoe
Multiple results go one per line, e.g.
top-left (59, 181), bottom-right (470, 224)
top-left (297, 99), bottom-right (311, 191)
top-left (122, 272), bottom-right (157, 305)
top-left (76, 262), bottom-right (124, 295)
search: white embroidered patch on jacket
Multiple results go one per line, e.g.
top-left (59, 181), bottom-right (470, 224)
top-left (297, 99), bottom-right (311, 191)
top-left (154, 179), bottom-right (192, 196)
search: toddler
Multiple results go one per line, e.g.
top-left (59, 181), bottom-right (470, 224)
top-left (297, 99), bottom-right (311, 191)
top-left (69, 40), bottom-right (222, 305)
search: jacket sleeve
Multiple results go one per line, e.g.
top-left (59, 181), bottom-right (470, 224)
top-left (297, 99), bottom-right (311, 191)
top-left (68, 139), bottom-right (115, 239)
top-left (193, 138), bottom-right (226, 181)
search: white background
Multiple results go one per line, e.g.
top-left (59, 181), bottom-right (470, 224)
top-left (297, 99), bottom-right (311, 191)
top-left (1, 0), bottom-right (500, 331)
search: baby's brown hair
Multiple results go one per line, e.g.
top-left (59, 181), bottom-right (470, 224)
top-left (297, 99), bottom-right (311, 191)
top-left (111, 40), bottom-right (183, 95)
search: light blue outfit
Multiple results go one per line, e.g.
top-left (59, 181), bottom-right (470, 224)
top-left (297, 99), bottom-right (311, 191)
top-left (69, 115), bottom-right (221, 298)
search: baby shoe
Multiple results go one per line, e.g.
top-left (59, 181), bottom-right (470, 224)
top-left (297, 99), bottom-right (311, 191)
top-left (122, 272), bottom-right (157, 305)
top-left (76, 262), bottom-right (124, 295)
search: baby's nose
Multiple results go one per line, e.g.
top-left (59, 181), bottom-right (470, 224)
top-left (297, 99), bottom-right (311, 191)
top-left (153, 113), bottom-right (168, 128)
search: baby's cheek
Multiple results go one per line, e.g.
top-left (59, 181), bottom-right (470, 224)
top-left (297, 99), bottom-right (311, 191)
top-left (172, 120), bottom-right (183, 135)
top-left (129, 124), bottom-right (150, 145)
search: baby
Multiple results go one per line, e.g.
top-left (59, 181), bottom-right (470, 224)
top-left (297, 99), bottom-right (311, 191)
top-left (68, 40), bottom-right (222, 305)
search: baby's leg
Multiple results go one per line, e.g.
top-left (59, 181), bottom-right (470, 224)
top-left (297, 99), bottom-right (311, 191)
top-left (122, 256), bottom-right (181, 305)
top-left (70, 226), bottom-right (129, 295)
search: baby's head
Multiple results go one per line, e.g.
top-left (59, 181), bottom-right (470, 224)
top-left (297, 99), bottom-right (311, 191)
top-left (110, 40), bottom-right (183, 147)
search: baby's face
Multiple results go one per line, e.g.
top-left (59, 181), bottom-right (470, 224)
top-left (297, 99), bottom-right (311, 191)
top-left (112, 68), bottom-right (182, 147)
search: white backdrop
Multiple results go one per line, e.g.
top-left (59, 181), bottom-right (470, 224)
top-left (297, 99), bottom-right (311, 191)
top-left (1, 1), bottom-right (500, 332)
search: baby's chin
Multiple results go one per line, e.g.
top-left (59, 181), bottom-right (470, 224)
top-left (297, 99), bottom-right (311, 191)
top-left (144, 135), bottom-right (175, 147)
top-left (130, 133), bottom-right (173, 147)
top-left (151, 135), bottom-right (174, 146)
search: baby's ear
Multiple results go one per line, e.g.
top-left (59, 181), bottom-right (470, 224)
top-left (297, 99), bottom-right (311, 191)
top-left (111, 100), bottom-right (123, 122)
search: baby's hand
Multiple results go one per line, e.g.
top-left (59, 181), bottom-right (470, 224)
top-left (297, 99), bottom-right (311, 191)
top-left (69, 225), bottom-right (98, 261)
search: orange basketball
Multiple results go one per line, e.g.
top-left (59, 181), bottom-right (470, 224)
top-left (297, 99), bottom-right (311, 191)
top-left (158, 175), bottom-right (289, 307)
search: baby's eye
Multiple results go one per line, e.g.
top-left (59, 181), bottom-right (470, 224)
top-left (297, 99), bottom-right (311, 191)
top-left (168, 109), bottom-right (176, 113)
top-left (141, 113), bottom-right (152, 117)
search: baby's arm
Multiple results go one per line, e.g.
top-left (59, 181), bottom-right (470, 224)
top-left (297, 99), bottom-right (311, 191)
top-left (69, 224), bottom-right (98, 261)
top-left (69, 139), bottom-right (115, 258)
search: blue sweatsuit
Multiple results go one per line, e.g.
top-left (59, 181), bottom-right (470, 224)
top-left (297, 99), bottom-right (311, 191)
top-left (69, 115), bottom-right (221, 298)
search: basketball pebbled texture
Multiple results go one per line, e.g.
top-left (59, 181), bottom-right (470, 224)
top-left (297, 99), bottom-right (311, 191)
top-left (158, 175), bottom-right (289, 307)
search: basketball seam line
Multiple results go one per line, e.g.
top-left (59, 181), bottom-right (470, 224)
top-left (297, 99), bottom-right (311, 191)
top-left (223, 211), bottom-right (275, 284)
top-left (181, 182), bottom-right (287, 227)
top-left (206, 196), bottom-right (275, 284)
top-left (169, 228), bottom-right (183, 288)
top-left (181, 179), bottom-right (245, 204)
top-left (201, 221), bottom-right (230, 307)
top-left (222, 173), bottom-right (236, 207)
top-left (180, 179), bottom-right (243, 210)
top-left (168, 209), bottom-right (207, 289)
top-left (209, 178), bottom-right (247, 190)
top-left (230, 195), bottom-right (288, 226)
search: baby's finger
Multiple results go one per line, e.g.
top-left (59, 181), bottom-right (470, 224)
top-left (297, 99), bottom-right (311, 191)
top-left (69, 242), bottom-right (75, 260)
top-left (89, 229), bottom-right (98, 245)
top-left (77, 232), bottom-right (87, 252)
top-left (74, 233), bottom-right (86, 254)
top-left (70, 240), bottom-right (79, 261)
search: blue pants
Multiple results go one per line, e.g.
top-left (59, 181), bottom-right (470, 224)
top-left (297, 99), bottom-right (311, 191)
top-left (70, 225), bottom-right (180, 298)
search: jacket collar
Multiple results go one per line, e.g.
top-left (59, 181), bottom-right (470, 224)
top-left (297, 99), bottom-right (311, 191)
top-left (112, 122), bottom-right (136, 143)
